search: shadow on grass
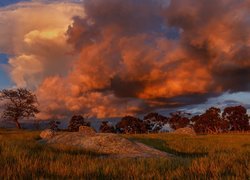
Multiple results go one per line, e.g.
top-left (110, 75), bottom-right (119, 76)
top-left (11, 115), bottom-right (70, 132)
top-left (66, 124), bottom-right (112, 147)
top-left (129, 138), bottom-right (208, 158)
top-left (242, 144), bottom-right (250, 148)
top-left (27, 142), bottom-right (108, 158)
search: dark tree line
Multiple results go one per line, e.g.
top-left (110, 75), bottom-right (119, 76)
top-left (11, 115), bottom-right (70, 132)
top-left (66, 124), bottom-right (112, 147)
top-left (192, 106), bottom-right (249, 133)
top-left (0, 88), bottom-right (249, 133)
top-left (99, 106), bottom-right (250, 134)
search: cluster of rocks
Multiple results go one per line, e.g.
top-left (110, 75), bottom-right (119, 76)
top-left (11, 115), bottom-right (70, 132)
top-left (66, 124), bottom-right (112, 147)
top-left (40, 125), bottom-right (97, 139)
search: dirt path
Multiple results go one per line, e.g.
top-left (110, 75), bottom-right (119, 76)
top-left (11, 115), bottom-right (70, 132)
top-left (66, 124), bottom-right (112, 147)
top-left (43, 132), bottom-right (172, 158)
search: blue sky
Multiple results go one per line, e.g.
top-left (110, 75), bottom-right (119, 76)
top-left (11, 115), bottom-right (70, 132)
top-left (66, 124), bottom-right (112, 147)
top-left (0, 0), bottom-right (29, 7)
top-left (0, 0), bottom-right (249, 118)
top-left (0, 1), bottom-right (28, 88)
top-left (0, 54), bottom-right (12, 89)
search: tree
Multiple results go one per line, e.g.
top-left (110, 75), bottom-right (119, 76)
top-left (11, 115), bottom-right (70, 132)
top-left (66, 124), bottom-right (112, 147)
top-left (48, 120), bottom-right (61, 131)
top-left (143, 112), bottom-right (169, 133)
top-left (222, 106), bottom-right (250, 131)
top-left (116, 116), bottom-right (147, 134)
top-left (0, 88), bottom-right (39, 129)
top-left (68, 115), bottom-right (90, 132)
top-left (192, 107), bottom-right (229, 134)
top-left (144, 112), bottom-right (169, 122)
top-left (169, 111), bottom-right (190, 130)
top-left (99, 121), bottom-right (116, 133)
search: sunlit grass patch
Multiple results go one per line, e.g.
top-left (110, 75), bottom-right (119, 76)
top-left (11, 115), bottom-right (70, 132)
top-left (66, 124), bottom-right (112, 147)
top-left (0, 129), bottom-right (249, 179)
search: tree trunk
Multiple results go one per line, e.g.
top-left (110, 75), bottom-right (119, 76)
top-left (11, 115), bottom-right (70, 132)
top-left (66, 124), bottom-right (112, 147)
top-left (14, 118), bottom-right (21, 129)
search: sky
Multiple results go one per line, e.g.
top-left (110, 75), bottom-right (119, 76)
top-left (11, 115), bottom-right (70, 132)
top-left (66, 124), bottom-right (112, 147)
top-left (0, 0), bottom-right (249, 120)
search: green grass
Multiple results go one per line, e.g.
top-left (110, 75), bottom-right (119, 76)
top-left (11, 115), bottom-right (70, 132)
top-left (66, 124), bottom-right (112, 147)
top-left (0, 128), bottom-right (249, 179)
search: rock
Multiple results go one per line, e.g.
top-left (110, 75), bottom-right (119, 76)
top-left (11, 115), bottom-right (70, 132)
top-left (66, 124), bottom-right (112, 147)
top-left (172, 127), bottom-right (196, 136)
top-left (45, 132), bottom-right (171, 158)
top-left (79, 126), bottom-right (96, 135)
top-left (40, 129), bottom-right (56, 139)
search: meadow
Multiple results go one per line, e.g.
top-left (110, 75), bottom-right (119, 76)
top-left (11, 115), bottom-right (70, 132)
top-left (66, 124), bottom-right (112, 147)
top-left (0, 128), bottom-right (249, 179)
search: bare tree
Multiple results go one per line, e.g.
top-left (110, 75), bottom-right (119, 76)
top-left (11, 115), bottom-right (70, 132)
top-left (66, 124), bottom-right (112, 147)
top-left (0, 88), bottom-right (39, 129)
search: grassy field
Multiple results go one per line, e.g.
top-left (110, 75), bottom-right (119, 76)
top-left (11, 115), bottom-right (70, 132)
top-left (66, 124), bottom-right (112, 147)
top-left (0, 129), bottom-right (249, 179)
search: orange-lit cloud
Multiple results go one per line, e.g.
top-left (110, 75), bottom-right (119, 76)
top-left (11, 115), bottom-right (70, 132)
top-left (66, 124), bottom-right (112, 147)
top-left (1, 0), bottom-right (249, 119)
top-left (0, 1), bottom-right (84, 87)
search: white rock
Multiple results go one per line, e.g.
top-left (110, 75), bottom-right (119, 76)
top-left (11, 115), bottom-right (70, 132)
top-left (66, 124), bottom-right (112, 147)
top-left (40, 129), bottom-right (55, 139)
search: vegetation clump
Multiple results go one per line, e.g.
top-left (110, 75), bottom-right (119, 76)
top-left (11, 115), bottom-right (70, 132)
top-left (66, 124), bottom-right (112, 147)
top-left (0, 129), bottom-right (249, 179)
top-left (113, 105), bottom-right (250, 134)
top-left (68, 115), bottom-right (90, 132)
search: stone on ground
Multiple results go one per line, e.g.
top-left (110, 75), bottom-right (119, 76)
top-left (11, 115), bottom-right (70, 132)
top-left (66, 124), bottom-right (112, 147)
top-left (78, 126), bottom-right (96, 135)
top-left (172, 127), bottom-right (196, 135)
top-left (40, 129), bottom-right (56, 139)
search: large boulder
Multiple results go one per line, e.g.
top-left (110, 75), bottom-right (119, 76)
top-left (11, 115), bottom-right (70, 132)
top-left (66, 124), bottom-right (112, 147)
top-left (172, 127), bottom-right (196, 136)
top-left (79, 126), bottom-right (96, 135)
top-left (45, 133), bottom-right (170, 158)
top-left (40, 129), bottom-right (56, 139)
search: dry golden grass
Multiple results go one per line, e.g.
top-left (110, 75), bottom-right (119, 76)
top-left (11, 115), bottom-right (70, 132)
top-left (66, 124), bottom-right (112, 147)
top-left (0, 128), bottom-right (249, 179)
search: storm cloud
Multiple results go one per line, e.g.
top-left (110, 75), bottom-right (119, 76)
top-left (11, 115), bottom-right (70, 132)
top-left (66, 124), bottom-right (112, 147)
top-left (1, 0), bottom-right (249, 119)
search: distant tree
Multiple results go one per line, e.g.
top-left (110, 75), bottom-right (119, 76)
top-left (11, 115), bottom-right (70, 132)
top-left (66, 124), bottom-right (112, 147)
top-left (144, 112), bottom-right (169, 122)
top-left (99, 121), bottom-right (116, 133)
top-left (68, 115), bottom-right (90, 132)
top-left (143, 112), bottom-right (169, 133)
top-left (222, 106), bottom-right (250, 131)
top-left (192, 107), bottom-right (229, 134)
top-left (116, 116), bottom-right (147, 134)
top-left (0, 88), bottom-right (39, 129)
top-left (169, 111), bottom-right (190, 130)
top-left (48, 120), bottom-right (61, 131)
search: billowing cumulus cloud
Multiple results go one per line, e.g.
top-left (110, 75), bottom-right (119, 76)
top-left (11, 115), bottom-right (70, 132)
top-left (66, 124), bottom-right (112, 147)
top-left (0, 0), bottom-right (84, 87)
top-left (0, 0), bottom-right (249, 119)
